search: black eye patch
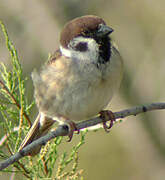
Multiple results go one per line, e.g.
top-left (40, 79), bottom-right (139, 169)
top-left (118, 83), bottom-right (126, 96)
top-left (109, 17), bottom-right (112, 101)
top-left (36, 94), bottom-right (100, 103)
top-left (75, 42), bottom-right (88, 52)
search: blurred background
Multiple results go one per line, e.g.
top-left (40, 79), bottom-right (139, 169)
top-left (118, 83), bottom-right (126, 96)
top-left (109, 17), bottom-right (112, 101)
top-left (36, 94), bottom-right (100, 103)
top-left (0, 0), bottom-right (165, 179)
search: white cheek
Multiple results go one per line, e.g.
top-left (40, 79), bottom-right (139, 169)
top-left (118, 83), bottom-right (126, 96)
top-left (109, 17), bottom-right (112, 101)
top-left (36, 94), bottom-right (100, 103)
top-left (60, 38), bottom-right (99, 63)
top-left (60, 46), bottom-right (71, 57)
top-left (87, 40), bottom-right (99, 59)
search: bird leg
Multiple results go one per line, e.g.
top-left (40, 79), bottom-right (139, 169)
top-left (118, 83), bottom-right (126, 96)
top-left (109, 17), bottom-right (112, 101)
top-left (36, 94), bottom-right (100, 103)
top-left (99, 110), bottom-right (116, 132)
top-left (65, 120), bottom-right (80, 142)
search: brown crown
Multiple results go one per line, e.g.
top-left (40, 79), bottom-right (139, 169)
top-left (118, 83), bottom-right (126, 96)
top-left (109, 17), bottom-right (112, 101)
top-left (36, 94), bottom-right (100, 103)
top-left (60, 15), bottom-right (106, 48)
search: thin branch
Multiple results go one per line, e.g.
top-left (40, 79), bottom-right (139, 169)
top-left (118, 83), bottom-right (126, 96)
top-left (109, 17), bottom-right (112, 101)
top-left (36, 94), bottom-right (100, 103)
top-left (41, 156), bottom-right (49, 176)
top-left (5, 138), bottom-right (31, 178)
top-left (0, 127), bottom-right (19, 146)
top-left (13, 164), bottom-right (31, 179)
top-left (0, 79), bottom-right (32, 127)
top-left (0, 102), bottom-right (165, 171)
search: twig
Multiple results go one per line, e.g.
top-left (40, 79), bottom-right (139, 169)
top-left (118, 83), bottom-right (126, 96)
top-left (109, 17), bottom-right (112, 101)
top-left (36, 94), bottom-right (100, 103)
top-left (0, 127), bottom-right (19, 146)
top-left (5, 139), bottom-right (31, 178)
top-left (0, 102), bottom-right (165, 170)
top-left (0, 80), bottom-right (32, 127)
top-left (41, 156), bottom-right (48, 176)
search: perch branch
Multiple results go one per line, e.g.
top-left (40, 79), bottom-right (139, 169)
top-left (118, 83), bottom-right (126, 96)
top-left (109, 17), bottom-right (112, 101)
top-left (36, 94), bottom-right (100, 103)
top-left (0, 102), bottom-right (165, 170)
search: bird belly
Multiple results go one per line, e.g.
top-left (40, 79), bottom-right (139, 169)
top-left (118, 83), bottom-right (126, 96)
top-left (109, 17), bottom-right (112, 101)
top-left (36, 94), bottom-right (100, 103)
top-left (35, 72), bottom-right (111, 122)
top-left (49, 77), bottom-right (114, 122)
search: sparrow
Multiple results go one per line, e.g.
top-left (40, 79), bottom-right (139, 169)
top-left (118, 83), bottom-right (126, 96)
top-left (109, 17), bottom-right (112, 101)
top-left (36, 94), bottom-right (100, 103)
top-left (19, 15), bottom-right (123, 156)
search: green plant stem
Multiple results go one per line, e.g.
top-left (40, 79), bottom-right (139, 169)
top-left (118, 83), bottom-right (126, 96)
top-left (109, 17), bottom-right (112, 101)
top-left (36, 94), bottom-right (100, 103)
top-left (0, 79), bottom-right (32, 127)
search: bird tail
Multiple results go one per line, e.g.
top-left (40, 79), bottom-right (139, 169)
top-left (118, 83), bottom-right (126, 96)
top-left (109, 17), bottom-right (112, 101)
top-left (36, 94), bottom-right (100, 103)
top-left (18, 113), bottom-right (55, 156)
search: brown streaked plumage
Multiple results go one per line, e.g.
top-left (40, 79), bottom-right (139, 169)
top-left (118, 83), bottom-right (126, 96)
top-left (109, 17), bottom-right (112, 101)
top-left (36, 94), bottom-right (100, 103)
top-left (19, 114), bottom-right (55, 156)
top-left (48, 49), bottom-right (61, 64)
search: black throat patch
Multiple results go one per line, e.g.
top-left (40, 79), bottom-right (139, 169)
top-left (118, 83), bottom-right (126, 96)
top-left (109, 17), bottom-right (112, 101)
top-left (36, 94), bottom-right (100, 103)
top-left (82, 30), bottom-right (111, 66)
top-left (95, 36), bottom-right (111, 65)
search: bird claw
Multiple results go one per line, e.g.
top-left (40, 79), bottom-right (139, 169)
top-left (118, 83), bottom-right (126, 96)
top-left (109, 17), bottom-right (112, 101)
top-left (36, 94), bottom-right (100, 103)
top-left (66, 121), bottom-right (80, 142)
top-left (99, 110), bottom-right (116, 133)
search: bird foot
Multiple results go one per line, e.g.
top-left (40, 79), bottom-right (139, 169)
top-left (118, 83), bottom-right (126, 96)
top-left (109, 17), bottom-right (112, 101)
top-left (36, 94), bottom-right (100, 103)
top-left (66, 121), bottom-right (80, 142)
top-left (99, 110), bottom-right (116, 133)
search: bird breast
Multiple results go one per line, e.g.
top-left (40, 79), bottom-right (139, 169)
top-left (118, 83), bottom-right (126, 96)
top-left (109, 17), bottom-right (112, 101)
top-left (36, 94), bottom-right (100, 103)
top-left (32, 46), bottom-right (123, 122)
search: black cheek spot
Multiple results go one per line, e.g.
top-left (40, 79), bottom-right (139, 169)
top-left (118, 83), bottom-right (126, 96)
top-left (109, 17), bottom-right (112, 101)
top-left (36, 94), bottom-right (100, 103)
top-left (75, 42), bottom-right (88, 52)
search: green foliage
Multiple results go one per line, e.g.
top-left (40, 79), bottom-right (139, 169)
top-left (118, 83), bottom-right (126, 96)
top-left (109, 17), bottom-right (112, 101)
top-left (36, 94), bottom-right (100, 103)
top-left (0, 21), bottom-right (85, 179)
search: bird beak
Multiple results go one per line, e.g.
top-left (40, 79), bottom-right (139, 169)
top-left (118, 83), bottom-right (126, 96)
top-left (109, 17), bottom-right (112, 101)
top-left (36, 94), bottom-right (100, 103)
top-left (97, 24), bottom-right (114, 37)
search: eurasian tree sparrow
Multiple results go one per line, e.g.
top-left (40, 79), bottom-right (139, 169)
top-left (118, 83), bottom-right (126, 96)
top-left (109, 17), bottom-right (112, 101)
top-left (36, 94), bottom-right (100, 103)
top-left (19, 15), bottom-right (123, 155)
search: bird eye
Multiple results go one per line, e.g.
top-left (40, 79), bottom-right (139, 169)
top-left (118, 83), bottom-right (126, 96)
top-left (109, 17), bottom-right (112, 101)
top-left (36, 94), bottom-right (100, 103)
top-left (75, 42), bottom-right (88, 52)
